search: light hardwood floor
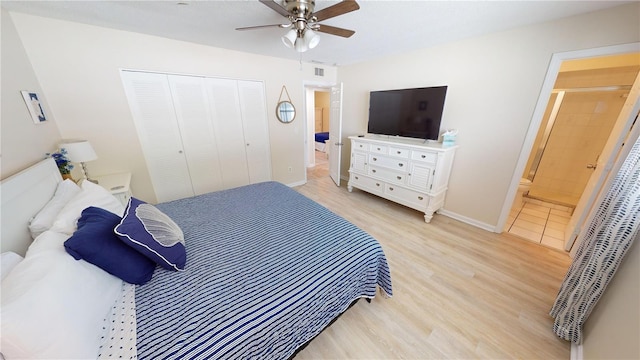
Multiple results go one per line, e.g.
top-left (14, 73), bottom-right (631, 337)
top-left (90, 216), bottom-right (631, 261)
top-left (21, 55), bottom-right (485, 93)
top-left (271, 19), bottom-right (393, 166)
top-left (293, 152), bottom-right (572, 359)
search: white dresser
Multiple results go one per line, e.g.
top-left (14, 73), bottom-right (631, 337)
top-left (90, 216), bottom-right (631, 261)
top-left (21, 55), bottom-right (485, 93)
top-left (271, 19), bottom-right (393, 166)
top-left (347, 135), bottom-right (456, 223)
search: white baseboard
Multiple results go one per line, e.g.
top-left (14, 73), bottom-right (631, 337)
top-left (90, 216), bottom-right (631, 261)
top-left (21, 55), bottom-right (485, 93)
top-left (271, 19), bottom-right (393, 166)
top-left (571, 343), bottom-right (583, 360)
top-left (437, 209), bottom-right (497, 233)
top-left (286, 179), bottom-right (307, 188)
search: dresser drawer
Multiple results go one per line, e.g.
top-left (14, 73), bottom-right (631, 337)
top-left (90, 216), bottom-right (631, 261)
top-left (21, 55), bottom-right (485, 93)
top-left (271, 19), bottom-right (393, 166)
top-left (350, 174), bottom-right (384, 194)
top-left (411, 150), bottom-right (438, 164)
top-left (388, 146), bottom-right (410, 158)
top-left (369, 154), bottom-right (408, 171)
top-left (384, 184), bottom-right (429, 209)
top-left (368, 166), bottom-right (407, 185)
top-left (352, 141), bottom-right (368, 152)
top-left (369, 144), bottom-right (388, 154)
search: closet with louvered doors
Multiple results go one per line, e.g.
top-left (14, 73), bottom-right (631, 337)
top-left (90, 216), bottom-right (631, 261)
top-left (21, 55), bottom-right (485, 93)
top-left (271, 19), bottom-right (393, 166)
top-left (121, 70), bottom-right (272, 203)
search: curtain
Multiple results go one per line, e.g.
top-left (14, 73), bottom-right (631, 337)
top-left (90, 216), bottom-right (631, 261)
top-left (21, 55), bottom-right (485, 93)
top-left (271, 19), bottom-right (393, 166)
top-left (550, 134), bottom-right (640, 344)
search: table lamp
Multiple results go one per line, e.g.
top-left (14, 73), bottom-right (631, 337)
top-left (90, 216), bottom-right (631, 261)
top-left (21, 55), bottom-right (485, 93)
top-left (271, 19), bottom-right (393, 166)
top-left (59, 140), bottom-right (98, 183)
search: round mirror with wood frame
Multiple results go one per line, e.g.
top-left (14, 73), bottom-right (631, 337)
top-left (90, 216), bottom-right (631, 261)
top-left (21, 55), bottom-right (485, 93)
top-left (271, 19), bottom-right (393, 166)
top-left (276, 101), bottom-right (296, 123)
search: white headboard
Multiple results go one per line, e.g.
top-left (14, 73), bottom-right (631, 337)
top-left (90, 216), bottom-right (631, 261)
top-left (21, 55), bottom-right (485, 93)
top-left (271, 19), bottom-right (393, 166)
top-left (1, 158), bottom-right (62, 256)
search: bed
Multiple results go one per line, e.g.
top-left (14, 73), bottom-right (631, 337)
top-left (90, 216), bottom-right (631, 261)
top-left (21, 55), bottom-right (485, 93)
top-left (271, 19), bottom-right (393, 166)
top-left (0, 158), bottom-right (392, 359)
top-left (315, 132), bottom-right (329, 153)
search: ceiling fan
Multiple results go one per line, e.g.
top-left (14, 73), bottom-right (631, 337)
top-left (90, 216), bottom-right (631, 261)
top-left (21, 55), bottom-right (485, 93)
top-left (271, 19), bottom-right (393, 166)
top-left (236, 0), bottom-right (360, 52)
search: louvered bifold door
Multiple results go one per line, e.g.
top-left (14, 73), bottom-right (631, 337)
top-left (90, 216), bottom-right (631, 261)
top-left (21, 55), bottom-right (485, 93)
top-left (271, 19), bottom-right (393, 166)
top-left (121, 71), bottom-right (194, 202)
top-left (167, 75), bottom-right (223, 195)
top-left (237, 80), bottom-right (272, 184)
top-left (205, 78), bottom-right (251, 189)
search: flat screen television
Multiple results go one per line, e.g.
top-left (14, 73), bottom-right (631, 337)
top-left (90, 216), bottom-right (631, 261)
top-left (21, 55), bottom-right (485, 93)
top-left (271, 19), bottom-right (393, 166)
top-left (367, 86), bottom-right (448, 141)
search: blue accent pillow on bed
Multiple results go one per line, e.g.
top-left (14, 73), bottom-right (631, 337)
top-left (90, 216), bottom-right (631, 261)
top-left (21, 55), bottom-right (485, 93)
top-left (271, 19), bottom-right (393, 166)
top-left (64, 207), bottom-right (156, 285)
top-left (114, 197), bottom-right (186, 271)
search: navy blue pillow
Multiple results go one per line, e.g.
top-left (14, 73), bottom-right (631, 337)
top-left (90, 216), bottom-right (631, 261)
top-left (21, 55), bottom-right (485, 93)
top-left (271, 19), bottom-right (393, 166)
top-left (64, 207), bottom-right (156, 285)
top-left (114, 197), bottom-right (186, 271)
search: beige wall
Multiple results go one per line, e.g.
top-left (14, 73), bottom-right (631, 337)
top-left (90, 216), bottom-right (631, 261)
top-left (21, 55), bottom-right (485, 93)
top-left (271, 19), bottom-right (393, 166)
top-left (337, 3), bottom-right (640, 228)
top-left (8, 11), bottom-right (337, 203)
top-left (1, 8), bottom-right (62, 179)
top-left (314, 91), bottom-right (330, 132)
top-left (3, 4), bottom-right (639, 358)
top-left (583, 234), bottom-right (640, 359)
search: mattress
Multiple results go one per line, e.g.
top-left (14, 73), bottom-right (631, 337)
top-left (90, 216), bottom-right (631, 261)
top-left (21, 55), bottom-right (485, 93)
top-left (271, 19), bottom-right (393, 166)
top-left (134, 181), bottom-right (392, 359)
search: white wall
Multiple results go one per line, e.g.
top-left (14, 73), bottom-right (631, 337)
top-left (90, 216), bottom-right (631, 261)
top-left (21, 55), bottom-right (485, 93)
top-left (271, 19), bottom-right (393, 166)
top-left (8, 12), bottom-right (336, 203)
top-left (1, 8), bottom-right (62, 179)
top-left (337, 3), bottom-right (640, 228)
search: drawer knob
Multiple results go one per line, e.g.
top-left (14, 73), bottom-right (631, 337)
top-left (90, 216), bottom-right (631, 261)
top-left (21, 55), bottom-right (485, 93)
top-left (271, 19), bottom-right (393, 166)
top-left (372, 169), bottom-right (377, 173)
top-left (418, 196), bottom-right (424, 200)
top-left (398, 163), bottom-right (404, 167)
top-left (376, 183), bottom-right (380, 187)
top-left (389, 187), bottom-right (394, 191)
top-left (373, 157), bottom-right (377, 161)
top-left (397, 176), bottom-right (402, 180)
top-left (421, 155), bottom-right (426, 158)
top-left (377, 147), bottom-right (381, 150)
top-left (355, 176), bottom-right (359, 180)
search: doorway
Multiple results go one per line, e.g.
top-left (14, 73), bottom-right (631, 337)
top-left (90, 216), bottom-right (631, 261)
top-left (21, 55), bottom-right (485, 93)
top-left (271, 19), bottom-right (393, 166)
top-left (500, 46), bottom-right (640, 252)
top-left (305, 87), bottom-right (331, 179)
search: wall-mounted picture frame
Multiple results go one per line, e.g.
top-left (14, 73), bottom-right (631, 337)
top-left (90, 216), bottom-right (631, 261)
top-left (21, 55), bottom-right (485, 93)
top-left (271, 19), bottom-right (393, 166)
top-left (20, 90), bottom-right (47, 124)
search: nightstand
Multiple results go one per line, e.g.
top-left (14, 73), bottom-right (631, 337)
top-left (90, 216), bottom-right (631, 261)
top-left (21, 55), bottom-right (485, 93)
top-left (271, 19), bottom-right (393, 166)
top-left (92, 173), bottom-right (132, 206)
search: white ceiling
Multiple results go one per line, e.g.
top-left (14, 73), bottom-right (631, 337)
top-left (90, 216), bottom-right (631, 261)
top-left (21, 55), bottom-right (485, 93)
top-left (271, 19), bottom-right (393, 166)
top-left (1, 0), bottom-right (632, 66)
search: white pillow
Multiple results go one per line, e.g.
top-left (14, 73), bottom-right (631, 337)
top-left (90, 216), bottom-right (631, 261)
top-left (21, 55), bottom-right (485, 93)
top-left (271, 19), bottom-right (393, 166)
top-left (28, 179), bottom-right (81, 239)
top-left (1, 231), bottom-right (122, 359)
top-left (1, 252), bottom-right (24, 282)
top-left (49, 180), bottom-right (125, 235)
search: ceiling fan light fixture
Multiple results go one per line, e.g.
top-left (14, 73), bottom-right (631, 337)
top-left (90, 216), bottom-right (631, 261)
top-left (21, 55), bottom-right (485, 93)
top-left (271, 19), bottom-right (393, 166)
top-left (294, 36), bottom-right (309, 52)
top-left (281, 28), bottom-right (297, 48)
top-left (303, 29), bottom-right (320, 49)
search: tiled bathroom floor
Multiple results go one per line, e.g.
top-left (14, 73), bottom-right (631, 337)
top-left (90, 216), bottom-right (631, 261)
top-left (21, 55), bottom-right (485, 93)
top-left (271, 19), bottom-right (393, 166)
top-left (504, 198), bottom-right (573, 251)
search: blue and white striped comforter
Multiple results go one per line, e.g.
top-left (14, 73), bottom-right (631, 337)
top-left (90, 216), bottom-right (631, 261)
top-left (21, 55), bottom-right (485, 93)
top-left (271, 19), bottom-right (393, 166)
top-left (135, 181), bottom-right (392, 359)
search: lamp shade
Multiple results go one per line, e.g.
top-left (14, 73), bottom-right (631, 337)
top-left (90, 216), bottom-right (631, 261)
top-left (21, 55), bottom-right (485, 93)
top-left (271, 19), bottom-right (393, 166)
top-left (59, 140), bottom-right (98, 162)
top-left (303, 29), bottom-right (320, 50)
top-left (281, 29), bottom-right (297, 49)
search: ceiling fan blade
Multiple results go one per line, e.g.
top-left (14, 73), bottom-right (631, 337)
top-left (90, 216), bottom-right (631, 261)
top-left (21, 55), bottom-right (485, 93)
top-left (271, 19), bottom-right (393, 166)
top-left (259, 0), bottom-right (290, 17)
top-left (313, 0), bottom-right (360, 22)
top-left (316, 24), bottom-right (355, 38)
top-left (236, 24), bottom-right (286, 31)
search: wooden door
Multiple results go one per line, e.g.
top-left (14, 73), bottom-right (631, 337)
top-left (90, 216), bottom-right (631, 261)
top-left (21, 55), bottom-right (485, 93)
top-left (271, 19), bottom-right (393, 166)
top-left (120, 71), bottom-right (194, 202)
top-left (329, 83), bottom-right (344, 186)
top-left (167, 75), bottom-right (223, 195)
top-left (237, 80), bottom-right (272, 184)
top-left (205, 78), bottom-right (250, 189)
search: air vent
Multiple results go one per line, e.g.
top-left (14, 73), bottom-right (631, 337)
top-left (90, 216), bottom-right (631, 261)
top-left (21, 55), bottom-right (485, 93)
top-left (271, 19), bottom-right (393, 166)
top-left (314, 68), bottom-right (324, 76)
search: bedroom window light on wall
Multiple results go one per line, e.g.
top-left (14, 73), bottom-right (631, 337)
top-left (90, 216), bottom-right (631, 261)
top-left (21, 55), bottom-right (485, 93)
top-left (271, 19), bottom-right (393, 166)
top-left (59, 140), bottom-right (98, 183)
